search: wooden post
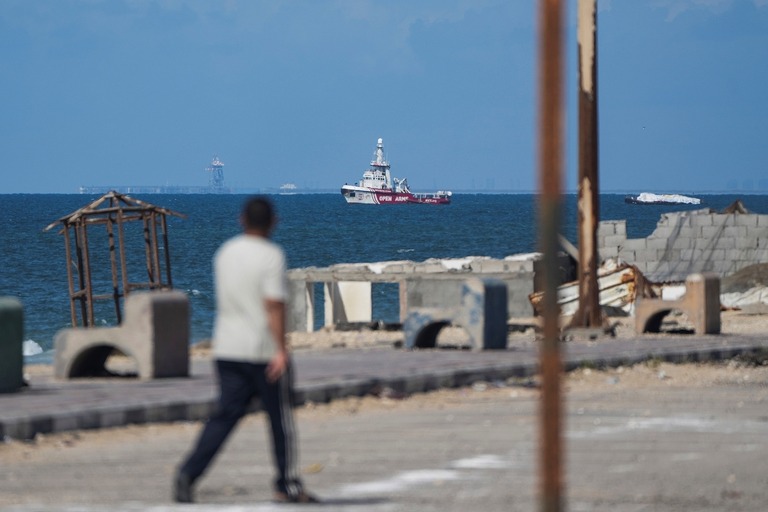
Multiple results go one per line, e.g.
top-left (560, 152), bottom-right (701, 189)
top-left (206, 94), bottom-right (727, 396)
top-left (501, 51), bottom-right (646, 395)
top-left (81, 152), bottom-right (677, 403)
top-left (572, 0), bottom-right (602, 328)
top-left (537, 0), bottom-right (565, 511)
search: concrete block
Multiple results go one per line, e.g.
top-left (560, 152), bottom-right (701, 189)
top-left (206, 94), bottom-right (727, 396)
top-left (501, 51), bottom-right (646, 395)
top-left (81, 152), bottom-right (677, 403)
top-left (380, 264), bottom-right (409, 274)
top-left (660, 212), bottom-right (682, 225)
top-left (726, 248), bottom-right (747, 262)
top-left (635, 273), bottom-right (720, 334)
top-left (506, 279), bottom-right (535, 317)
top-left (623, 238), bottom-right (647, 251)
top-left (736, 237), bottom-right (757, 250)
top-left (287, 280), bottom-right (314, 333)
top-left (647, 238), bottom-right (670, 250)
top-left (472, 259), bottom-right (509, 273)
top-left (403, 308), bottom-right (455, 349)
top-left (690, 214), bottom-right (714, 227)
top-left (603, 234), bottom-right (626, 248)
top-left (651, 226), bottom-right (677, 240)
top-left (617, 249), bottom-right (637, 264)
top-left (54, 291), bottom-right (190, 380)
top-left (646, 261), bottom-right (672, 281)
top-left (598, 221), bottom-right (616, 236)
top-left (403, 278), bottom-right (465, 310)
top-left (681, 248), bottom-right (704, 261)
top-left (418, 263), bottom-right (452, 273)
top-left (459, 278), bottom-right (508, 350)
top-left (323, 281), bottom-right (371, 327)
top-left (500, 258), bottom-right (536, 273)
top-left (640, 248), bottom-right (661, 263)
top-left (671, 237), bottom-right (692, 250)
top-left (711, 214), bottom-right (734, 227)
top-left (659, 248), bottom-right (681, 261)
top-left (403, 278), bottom-right (508, 351)
top-left (599, 247), bottom-right (619, 260)
top-left (701, 225), bottom-right (725, 239)
top-left (714, 237), bottom-right (736, 249)
top-left (736, 215), bottom-right (759, 227)
top-left (708, 249), bottom-right (726, 261)
top-left (0, 297), bottom-right (24, 393)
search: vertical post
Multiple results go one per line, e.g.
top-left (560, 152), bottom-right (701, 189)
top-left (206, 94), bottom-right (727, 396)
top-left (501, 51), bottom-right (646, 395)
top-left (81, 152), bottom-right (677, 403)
top-left (573, 0), bottom-right (602, 328)
top-left (117, 208), bottom-right (130, 299)
top-left (106, 216), bottom-right (122, 324)
top-left (72, 223), bottom-right (89, 326)
top-left (150, 212), bottom-right (162, 287)
top-left (161, 214), bottom-right (173, 287)
top-left (537, 1), bottom-right (564, 511)
top-left (62, 225), bottom-right (77, 326)
top-left (143, 213), bottom-right (154, 284)
top-left (79, 222), bottom-right (95, 327)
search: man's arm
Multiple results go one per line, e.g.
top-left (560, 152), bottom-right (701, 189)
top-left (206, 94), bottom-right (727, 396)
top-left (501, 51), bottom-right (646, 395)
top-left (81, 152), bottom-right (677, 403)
top-left (265, 298), bottom-right (288, 382)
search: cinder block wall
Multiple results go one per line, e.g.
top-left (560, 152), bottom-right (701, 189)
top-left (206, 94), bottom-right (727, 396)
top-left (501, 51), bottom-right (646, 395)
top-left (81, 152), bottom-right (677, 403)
top-left (598, 210), bottom-right (768, 282)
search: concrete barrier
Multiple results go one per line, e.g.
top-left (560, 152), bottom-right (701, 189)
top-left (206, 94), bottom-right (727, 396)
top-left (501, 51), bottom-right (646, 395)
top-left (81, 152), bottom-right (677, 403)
top-left (635, 273), bottom-right (721, 335)
top-left (54, 291), bottom-right (190, 380)
top-left (0, 297), bottom-right (24, 393)
top-left (404, 278), bottom-right (508, 350)
top-left (286, 254), bottom-right (559, 332)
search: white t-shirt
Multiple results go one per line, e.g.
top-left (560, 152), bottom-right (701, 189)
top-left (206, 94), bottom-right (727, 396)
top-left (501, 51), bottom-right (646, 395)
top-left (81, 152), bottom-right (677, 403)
top-left (211, 234), bottom-right (287, 362)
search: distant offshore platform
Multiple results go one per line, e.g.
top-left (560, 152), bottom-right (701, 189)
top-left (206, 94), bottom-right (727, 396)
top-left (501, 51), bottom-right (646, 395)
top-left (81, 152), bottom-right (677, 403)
top-left (78, 155), bottom-right (231, 194)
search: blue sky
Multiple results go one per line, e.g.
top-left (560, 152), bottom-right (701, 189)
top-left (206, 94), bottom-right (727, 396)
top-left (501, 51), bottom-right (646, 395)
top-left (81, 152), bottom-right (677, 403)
top-left (2, 0), bottom-right (766, 194)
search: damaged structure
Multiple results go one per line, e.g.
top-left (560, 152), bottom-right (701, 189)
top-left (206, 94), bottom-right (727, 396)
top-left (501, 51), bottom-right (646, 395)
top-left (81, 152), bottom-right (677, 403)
top-left (288, 205), bottom-right (768, 335)
top-left (598, 204), bottom-right (768, 283)
top-left (45, 192), bottom-right (191, 379)
top-left (44, 191), bottom-right (186, 327)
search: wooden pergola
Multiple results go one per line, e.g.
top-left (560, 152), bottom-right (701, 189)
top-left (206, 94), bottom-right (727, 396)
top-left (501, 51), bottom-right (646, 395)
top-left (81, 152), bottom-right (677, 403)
top-left (45, 191), bottom-right (186, 328)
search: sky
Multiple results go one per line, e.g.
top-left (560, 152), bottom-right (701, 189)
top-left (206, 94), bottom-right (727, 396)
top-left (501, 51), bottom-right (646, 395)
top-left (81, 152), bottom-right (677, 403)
top-left (1, 0), bottom-right (767, 194)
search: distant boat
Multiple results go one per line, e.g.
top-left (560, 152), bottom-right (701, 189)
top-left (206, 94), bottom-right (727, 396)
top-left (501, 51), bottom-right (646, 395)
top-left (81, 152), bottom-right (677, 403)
top-left (280, 183), bottom-right (298, 195)
top-left (340, 138), bottom-right (452, 205)
top-left (625, 192), bottom-right (701, 205)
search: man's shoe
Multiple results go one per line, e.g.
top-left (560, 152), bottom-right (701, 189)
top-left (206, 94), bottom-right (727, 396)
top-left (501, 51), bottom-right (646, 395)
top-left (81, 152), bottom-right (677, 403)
top-left (273, 489), bottom-right (320, 504)
top-left (174, 473), bottom-right (194, 503)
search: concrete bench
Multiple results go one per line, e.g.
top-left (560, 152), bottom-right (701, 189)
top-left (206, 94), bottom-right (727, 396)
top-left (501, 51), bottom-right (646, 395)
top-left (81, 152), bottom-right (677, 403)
top-left (54, 291), bottom-right (190, 380)
top-left (635, 273), bottom-right (721, 335)
top-left (0, 297), bottom-right (25, 393)
top-left (404, 278), bottom-right (508, 350)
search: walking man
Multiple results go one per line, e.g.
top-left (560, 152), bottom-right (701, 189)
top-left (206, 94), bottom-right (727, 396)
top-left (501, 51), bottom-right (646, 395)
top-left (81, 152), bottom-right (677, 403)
top-left (174, 196), bottom-right (317, 504)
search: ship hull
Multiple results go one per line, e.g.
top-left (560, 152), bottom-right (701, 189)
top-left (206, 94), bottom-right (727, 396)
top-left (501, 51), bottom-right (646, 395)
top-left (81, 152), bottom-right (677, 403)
top-left (341, 185), bottom-right (450, 205)
top-left (624, 193), bottom-right (701, 205)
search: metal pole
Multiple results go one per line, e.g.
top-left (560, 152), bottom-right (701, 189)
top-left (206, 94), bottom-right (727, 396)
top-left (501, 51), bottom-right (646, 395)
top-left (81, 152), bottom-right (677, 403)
top-left (537, 1), bottom-right (564, 511)
top-left (573, 0), bottom-right (602, 328)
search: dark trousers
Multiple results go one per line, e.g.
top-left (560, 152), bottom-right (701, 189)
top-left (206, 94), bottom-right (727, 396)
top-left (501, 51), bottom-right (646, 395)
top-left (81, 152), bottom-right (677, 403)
top-left (178, 359), bottom-right (303, 496)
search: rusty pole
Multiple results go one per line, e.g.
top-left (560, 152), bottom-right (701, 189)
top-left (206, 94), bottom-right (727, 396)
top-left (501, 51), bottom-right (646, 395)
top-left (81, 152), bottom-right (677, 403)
top-left (537, 0), bottom-right (564, 511)
top-left (572, 0), bottom-right (602, 328)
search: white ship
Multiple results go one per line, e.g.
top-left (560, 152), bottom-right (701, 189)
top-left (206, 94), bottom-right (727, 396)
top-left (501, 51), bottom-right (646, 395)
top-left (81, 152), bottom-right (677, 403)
top-left (341, 138), bottom-right (452, 205)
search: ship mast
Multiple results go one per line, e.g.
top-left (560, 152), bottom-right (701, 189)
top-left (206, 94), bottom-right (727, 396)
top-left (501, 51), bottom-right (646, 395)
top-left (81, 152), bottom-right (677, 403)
top-left (370, 138), bottom-right (391, 189)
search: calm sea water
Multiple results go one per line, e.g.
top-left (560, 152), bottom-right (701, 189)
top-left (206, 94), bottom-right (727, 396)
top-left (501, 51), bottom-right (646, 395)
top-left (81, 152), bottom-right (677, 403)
top-left (2, 192), bottom-right (765, 363)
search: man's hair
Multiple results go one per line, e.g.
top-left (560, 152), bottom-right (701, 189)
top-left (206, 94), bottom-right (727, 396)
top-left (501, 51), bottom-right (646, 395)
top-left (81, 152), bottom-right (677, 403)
top-left (242, 196), bottom-right (275, 230)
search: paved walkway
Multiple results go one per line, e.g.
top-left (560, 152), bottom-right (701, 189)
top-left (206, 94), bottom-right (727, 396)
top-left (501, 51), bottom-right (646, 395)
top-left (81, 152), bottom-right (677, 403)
top-left (2, 333), bottom-right (768, 440)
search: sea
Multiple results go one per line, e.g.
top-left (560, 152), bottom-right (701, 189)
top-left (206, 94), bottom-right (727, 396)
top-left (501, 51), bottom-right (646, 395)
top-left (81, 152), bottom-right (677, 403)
top-left (3, 192), bottom-right (766, 364)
